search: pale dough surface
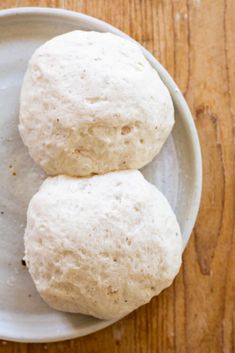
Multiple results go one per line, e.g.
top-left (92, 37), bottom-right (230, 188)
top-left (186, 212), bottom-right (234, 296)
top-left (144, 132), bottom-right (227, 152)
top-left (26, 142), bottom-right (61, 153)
top-left (24, 171), bottom-right (182, 320)
top-left (19, 30), bottom-right (174, 176)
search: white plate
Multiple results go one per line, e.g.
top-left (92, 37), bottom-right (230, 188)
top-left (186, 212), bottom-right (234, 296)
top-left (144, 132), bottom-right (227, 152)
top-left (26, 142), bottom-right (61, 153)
top-left (0, 7), bottom-right (202, 343)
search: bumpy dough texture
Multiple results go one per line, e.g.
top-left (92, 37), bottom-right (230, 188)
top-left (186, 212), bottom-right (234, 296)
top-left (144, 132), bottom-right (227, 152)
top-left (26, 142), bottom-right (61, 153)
top-left (24, 170), bottom-right (182, 320)
top-left (19, 31), bottom-right (174, 176)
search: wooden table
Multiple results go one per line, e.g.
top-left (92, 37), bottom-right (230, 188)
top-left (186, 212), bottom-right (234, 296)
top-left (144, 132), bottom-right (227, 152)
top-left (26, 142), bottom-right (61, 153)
top-left (0, 1), bottom-right (234, 352)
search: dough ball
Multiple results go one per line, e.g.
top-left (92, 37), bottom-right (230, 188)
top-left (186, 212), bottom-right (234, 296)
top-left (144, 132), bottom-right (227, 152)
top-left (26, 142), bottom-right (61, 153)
top-left (19, 31), bottom-right (174, 177)
top-left (24, 170), bottom-right (182, 320)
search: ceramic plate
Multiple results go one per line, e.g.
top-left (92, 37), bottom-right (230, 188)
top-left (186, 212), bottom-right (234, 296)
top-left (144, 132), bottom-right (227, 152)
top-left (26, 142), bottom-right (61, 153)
top-left (0, 7), bottom-right (202, 343)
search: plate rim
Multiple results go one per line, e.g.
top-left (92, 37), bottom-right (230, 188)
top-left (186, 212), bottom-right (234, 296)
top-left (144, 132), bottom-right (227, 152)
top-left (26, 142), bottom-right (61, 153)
top-left (0, 6), bottom-right (202, 343)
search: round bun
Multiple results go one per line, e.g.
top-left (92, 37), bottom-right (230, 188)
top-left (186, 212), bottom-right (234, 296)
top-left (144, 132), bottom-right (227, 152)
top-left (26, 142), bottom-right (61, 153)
top-left (19, 31), bottom-right (174, 177)
top-left (24, 170), bottom-right (182, 320)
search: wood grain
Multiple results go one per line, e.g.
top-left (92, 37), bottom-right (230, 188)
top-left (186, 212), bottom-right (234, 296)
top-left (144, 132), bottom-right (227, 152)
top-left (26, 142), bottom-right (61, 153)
top-left (0, 0), bottom-right (234, 352)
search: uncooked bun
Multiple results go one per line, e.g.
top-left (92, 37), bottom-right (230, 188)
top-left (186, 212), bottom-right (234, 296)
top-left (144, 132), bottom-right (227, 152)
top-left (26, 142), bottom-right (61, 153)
top-left (24, 170), bottom-right (182, 320)
top-left (19, 31), bottom-right (174, 177)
